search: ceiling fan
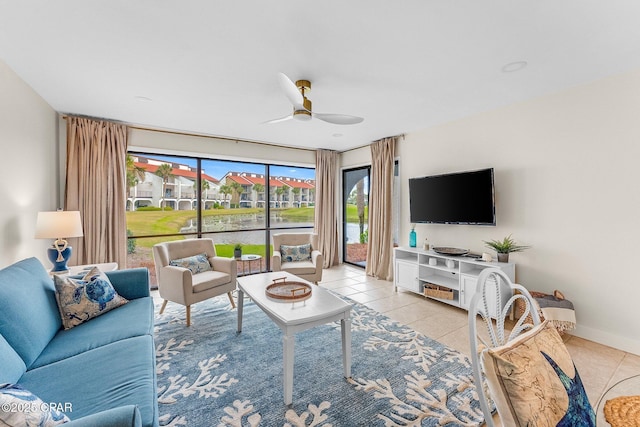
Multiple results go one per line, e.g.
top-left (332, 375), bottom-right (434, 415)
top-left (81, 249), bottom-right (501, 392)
top-left (265, 73), bottom-right (364, 125)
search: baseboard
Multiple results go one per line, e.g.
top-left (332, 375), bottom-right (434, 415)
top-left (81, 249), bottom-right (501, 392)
top-left (570, 324), bottom-right (640, 356)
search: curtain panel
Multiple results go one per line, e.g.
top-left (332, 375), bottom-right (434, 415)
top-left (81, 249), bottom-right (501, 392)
top-left (65, 117), bottom-right (128, 268)
top-left (314, 149), bottom-right (340, 268)
top-left (366, 136), bottom-right (398, 280)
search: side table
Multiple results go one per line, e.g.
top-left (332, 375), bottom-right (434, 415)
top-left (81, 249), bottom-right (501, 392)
top-left (237, 254), bottom-right (262, 276)
top-left (53, 262), bottom-right (119, 276)
top-left (596, 374), bottom-right (640, 426)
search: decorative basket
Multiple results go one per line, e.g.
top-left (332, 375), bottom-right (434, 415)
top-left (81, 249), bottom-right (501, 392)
top-left (424, 283), bottom-right (454, 300)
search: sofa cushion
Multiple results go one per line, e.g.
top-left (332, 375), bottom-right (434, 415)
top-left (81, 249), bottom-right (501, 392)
top-left (0, 333), bottom-right (27, 386)
top-left (0, 257), bottom-right (62, 368)
top-left (169, 253), bottom-right (212, 274)
top-left (280, 244), bottom-right (312, 262)
top-left (482, 321), bottom-right (595, 426)
top-left (54, 267), bottom-right (128, 330)
top-left (20, 336), bottom-right (158, 427)
top-left (30, 297), bottom-right (154, 369)
top-left (0, 383), bottom-right (70, 425)
top-left (105, 268), bottom-right (150, 300)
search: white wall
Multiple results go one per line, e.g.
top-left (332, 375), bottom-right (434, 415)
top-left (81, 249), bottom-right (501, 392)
top-left (395, 68), bottom-right (640, 355)
top-left (129, 128), bottom-right (316, 167)
top-left (0, 60), bottom-right (58, 268)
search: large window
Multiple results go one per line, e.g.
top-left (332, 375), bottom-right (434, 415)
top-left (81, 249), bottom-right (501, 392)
top-left (126, 153), bottom-right (315, 286)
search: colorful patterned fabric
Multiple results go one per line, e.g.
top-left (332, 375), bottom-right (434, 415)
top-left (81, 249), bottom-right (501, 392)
top-left (280, 244), bottom-right (312, 262)
top-left (54, 267), bottom-right (128, 330)
top-left (0, 383), bottom-right (70, 425)
top-left (483, 321), bottom-right (595, 426)
top-left (169, 253), bottom-right (212, 274)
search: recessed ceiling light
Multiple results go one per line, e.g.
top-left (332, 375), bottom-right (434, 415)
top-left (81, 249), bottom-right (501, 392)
top-left (501, 61), bottom-right (528, 73)
top-left (134, 96), bottom-right (153, 102)
top-left (332, 133), bottom-right (343, 138)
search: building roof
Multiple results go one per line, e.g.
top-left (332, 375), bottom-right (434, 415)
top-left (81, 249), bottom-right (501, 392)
top-left (135, 162), bottom-right (219, 184)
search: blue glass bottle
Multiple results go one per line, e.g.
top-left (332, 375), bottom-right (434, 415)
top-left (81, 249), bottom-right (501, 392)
top-left (409, 228), bottom-right (417, 247)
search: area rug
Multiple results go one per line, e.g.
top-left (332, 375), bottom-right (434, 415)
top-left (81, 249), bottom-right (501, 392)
top-left (154, 293), bottom-right (486, 426)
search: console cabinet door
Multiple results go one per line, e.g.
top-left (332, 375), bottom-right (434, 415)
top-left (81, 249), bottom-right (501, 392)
top-left (460, 274), bottom-right (500, 317)
top-left (395, 260), bottom-right (420, 293)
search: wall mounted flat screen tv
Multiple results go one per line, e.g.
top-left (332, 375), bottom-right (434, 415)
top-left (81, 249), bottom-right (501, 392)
top-left (409, 168), bottom-right (496, 225)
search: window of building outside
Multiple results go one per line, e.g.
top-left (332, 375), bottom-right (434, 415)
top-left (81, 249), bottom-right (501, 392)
top-left (126, 153), bottom-right (315, 287)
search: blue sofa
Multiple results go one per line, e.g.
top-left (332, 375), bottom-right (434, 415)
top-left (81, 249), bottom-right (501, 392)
top-left (0, 257), bottom-right (158, 427)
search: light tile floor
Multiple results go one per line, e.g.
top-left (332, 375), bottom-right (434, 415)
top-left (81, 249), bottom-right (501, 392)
top-left (317, 264), bottom-right (640, 419)
top-left (153, 263), bottom-right (640, 424)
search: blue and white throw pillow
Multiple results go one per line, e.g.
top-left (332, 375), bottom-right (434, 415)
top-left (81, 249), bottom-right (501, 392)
top-left (280, 244), bottom-right (312, 262)
top-left (0, 383), bottom-right (70, 425)
top-left (169, 253), bottom-right (212, 274)
top-left (54, 267), bottom-right (128, 330)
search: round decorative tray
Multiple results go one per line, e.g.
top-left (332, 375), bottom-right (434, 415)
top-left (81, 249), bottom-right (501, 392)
top-left (266, 277), bottom-right (312, 301)
top-left (432, 247), bottom-right (469, 256)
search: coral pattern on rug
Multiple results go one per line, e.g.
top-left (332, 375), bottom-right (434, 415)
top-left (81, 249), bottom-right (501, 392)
top-left (154, 293), bottom-right (485, 426)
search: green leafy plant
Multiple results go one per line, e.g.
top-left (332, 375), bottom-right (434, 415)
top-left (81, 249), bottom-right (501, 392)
top-left (483, 234), bottom-right (530, 254)
top-left (234, 243), bottom-right (242, 250)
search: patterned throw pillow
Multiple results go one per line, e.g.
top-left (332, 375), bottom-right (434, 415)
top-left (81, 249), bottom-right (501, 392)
top-left (0, 383), bottom-right (69, 425)
top-left (482, 321), bottom-right (595, 426)
top-left (169, 253), bottom-right (212, 274)
top-left (54, 267), bottom-right (128, 330)
top-left (280, 244), bottom-right (312, 262)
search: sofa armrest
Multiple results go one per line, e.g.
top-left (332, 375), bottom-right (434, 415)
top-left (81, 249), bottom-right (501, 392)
top-left (272, 251), bottom-right (282, 271)
top-left (66, 405), bottom-right (141, 427)
top-left (106, 268), bottom-right (150, 300)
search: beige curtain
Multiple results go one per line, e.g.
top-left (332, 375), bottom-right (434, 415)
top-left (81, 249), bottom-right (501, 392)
top-left (65, 117), bottom-right (128, 268)
top-left (366, 136), bottom-right (398, 280)
top-left (314, 149), bottom-right (340, 268)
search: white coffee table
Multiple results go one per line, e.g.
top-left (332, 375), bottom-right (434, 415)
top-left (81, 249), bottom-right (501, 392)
top-left (236, 271), bottom-right (352, 405)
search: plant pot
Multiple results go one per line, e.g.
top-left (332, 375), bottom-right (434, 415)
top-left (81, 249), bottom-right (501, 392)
top-left (497, 253), bottom-right (509, 263)
top-left (234, 249), bottom-right (242, 259)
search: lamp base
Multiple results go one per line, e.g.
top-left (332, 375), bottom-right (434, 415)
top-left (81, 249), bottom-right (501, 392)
top-left (47, 245), bottom-right (72, 273)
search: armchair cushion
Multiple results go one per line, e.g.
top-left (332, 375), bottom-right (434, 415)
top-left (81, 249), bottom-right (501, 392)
top-left (280, 260), bottom-right (317, 275)
top-left (482, 321), bottom-right (595, 426)
top-left (192, 270), bottom-right (233, 293)
top-left (54, 267), bottom-right (128, 330)
top-left (280, 244), bottom-right (312, 262)
top-left (169, 253), bottom-right (212, 275)
top-left (0, 383), bottom-right (70, 425)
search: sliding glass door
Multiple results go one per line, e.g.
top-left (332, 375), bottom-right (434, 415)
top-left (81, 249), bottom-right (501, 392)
top-left (343, 166), bottom-right (370, 267)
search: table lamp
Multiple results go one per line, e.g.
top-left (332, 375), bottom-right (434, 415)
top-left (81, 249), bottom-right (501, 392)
top-left (35, 210), bottom-right (84, 273)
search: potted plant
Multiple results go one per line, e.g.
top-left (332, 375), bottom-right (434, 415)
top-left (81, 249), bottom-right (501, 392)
top-left (234, 243), bottom-right (242, 259)
top-left (483, 234), bottom-right (530, 263)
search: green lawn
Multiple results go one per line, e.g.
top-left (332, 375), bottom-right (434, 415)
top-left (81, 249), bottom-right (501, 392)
top-left (126, 207), bottom-right (315, 249)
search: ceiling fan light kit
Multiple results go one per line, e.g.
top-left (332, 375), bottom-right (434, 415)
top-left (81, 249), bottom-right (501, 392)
top-left (267, 73), bottom-right (364, 125)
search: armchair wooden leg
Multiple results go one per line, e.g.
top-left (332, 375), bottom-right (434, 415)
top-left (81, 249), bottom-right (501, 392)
top-left (227, 291), bottom-right (236, 309)
top-left (159, 299), bottom-right (168, 314)
top-left (186, 305), bottom-right (191, 327)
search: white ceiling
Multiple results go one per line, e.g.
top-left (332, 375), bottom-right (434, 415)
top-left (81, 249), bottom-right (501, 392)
top-left (2, 1), bottom-right (640, 151)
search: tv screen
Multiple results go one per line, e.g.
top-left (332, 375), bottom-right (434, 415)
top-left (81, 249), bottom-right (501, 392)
top-left (409, 168), bottom-right (495, 225)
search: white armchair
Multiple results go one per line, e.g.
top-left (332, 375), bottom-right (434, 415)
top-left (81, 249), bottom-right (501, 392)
top-left (153, 238), bottom-right (236, 326)
top-left (272, 233), bottom-right (323, 284)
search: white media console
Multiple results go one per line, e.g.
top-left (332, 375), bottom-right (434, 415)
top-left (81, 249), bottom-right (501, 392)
top-left (394, 247), bottom-right (515, 317)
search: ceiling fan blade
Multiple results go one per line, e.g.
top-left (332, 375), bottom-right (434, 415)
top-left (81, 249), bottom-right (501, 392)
top-left (313, 113), bottom-right (364, 125)
top-left (263, 114), bottom-right (293, 124)
top-left (278, 73), bottom-right (305, 109)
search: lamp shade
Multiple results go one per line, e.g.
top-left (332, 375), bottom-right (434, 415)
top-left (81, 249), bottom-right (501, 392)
top-left (35, 211), bottom-right (84, 239)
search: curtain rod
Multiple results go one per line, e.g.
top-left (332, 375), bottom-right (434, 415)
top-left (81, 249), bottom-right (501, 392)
top-left (338, 133), bottom-right (405, 154)
top-left (61, 114), bottom-right (317, 153)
